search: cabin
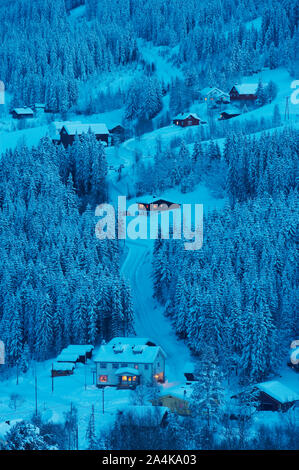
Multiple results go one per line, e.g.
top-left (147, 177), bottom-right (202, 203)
top-left (137, 199), bottom-right (181, 214)
top-left (94, 337), bottom-right (166, 389)
top-left (200, 87), bottom-right (230, 105)
top-left (59, 123), bottom-right (110, 147)
top-left (51, 362), bottom-right (75, 377)
top-left (173, 113), bottom-right (200, 127)
top-left (255, 381), bottom-right (299, 412)
top-left (11, 108), bottom-right (34, 119)
top-left (57, 345), bottom-right (94, 365)
top-left (229, 84), bottom-right (258, 102)
top-left (152, 387), bottom-right (192, 416)
top-left (219, 106), bottom-right (241, 120)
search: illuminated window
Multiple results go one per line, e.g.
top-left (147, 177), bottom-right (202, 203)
top-left (134, 364), bottom-right (139, 369)
top-left (122, 375), bottom-right (127, 381)
top-left (99, 375), bottom-right (108, 383)
top-left (132, 376), bottom-right (136, 381)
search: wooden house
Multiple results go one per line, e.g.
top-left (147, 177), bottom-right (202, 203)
top-left (59, 123), bottom-right (110, 147)
top-left (255, 381), bottom-right (299, 412)
top-left (137, 199), bottom-right (180, 214)
top-left (173, 113), bottom-right (200, 127)
top-left (200, 87), bottom-right (230, 105)
top-left (219, 106), bottom-right (241, 120)
top-left (11, 107), bottom-right (34, 119)
top-left (94, 337), bottom-right (166, 389)
top-left (229, 84), bottom-right (258, 102)
top-left (51, 362), bottom-right (75, 377)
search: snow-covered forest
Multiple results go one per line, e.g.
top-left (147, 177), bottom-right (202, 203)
top-left (0, 0), bottom-right (298, 453)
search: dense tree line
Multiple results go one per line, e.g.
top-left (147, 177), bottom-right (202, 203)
top-left (0, 136), bottom-right (134, 365)
top-left (152, 128), bottom-right (298, 383)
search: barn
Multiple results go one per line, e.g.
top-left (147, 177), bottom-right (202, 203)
top-left (219, 106), bottom-right (241, 120)
top-left (256, 381), bottom-right (299, 412)
top-left (59, 123), bottom-right (110, 147)
top-left (173, 113), bottom-right (200, 127)
top-left (11, 107), bottom-right (34, 119)
top-left (229, 84), bottom-right (258, 102)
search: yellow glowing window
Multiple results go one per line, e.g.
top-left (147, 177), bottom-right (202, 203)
top-left (122, 376), bottom-right (127, 381)
top-left (99, 375), bottom-right (108, 382)
top-left (133, 376), bottom-right (136, 381)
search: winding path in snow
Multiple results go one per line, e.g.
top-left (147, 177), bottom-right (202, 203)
top-left (120, 238), bottom-right (192, 384)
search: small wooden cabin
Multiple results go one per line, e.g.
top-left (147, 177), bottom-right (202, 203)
top-left (57, 344), bottom-right (94, 365)
top-left (256, 381), bottom-right (299, 412)
top-left (59, 123), bottom-right (110, 147)
top-left (138, 199), bottom-right (180, 214)
top-left (219, 107), bottom-right (241, 120)
top-left (51, 362), bottom-right (75, 377)
top-left (11, 108), bottom-right (34, 119)
top-left (173, 113), bottom-right (200, 127)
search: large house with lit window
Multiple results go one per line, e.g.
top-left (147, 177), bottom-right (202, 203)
top-left (94, 337), bottom-right (166, 389)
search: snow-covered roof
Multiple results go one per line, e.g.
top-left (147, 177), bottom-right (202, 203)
top-left (52, 362), bottom-right (75, 371)
top-left (56, 351), bottom-right (80, 362)
top-left (108, 337), bottom-right (156, 347)
top-left (290, 347), bottom-right (299, 362)
top-left (115, 367), bottom-right (141, 376)
top-left (62, 123), bottom-right (109, 136)
top-left (232, 84), bottom-right (258, 95)
top-left (201, 87), bottom-right (229, 97)
top-left (65, 344), bottom-right (94, 353)
top-left (94, 339), bottom-right (166, 364)
top-left (173, 113), bottom-right (200, 121)
top-left (13, 107), bottom-right (34, 115)
top-left (256, 381), bottom-right (299, 404)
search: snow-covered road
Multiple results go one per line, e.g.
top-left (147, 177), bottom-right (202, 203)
top-left (121, 238), bottom-right (192, 384)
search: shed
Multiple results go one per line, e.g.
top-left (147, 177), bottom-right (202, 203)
top-left (256, 381), bottom-right (299, 412)
top-left (219, 106), bottom-right (241, 120)
top-left (11, 108), bottom-right (34, 119)
top-left (152, 387), bottom-right (192, 416)
top-left (51, 362), bottom-right (75, 377)
top-left (65, 344), bottom-right (94, 360)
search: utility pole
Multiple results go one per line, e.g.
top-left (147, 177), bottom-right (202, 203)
top-left (102, 387), bottom-right (105, 414)
top-left (51, 363), bottom-right (54, 392)
top-left (285, 96), bottom-right (289, 121)
top-left (35, 375), bottom-right (38, 416)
